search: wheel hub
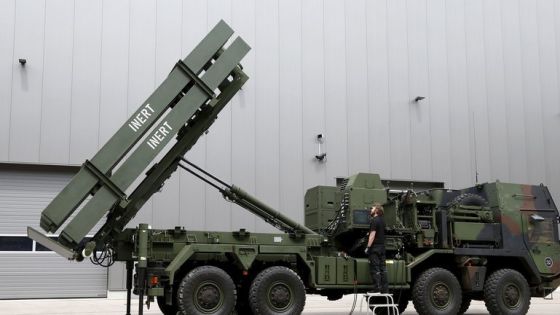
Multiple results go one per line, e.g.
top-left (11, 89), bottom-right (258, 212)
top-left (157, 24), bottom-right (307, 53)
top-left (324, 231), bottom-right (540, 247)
top-left (269, 282), bottom-right (292, 310)
top-left (503, 284), bottom-right (520, 308)
top-left (195, 282), bottom-right (222, 312)
top-left (431, 282), bottom-right (451, 308)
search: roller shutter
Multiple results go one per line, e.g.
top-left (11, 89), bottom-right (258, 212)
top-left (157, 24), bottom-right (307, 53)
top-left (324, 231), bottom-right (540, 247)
top-left (0, 164), bottom-right (107, 299)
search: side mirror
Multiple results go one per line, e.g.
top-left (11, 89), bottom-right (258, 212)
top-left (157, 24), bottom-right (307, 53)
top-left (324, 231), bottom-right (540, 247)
top-left (530, 214), bottom-right (545, 223)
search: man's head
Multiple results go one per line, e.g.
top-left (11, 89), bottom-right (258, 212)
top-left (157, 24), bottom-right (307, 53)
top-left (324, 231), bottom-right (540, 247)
top-left (370, 203), bottom-right (384, 217)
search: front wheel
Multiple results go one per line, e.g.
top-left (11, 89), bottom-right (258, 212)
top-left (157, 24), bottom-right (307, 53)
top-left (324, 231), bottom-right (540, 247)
top-left (483, 269), bottom-right (530, 315)
top-left (176, 266), bottom-right (236, 315)
top-left (412, 267), bottom-right (462, 315)
top-left (249, 266), bottom-right (306, 315)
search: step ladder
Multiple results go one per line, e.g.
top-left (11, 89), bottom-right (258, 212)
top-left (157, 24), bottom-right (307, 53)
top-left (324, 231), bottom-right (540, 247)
top-left (359, 292), bottom-right (399, 315)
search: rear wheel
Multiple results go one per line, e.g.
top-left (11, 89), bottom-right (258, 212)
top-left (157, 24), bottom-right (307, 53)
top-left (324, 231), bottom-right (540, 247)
top-left (249, 266), bottom-right (306, 315)
top-left (483, 269), bottom-right (530, 315)
top-left (176, 266), bottom-right (236, 315)
top-left (412, 268), bottom-right (462, 315)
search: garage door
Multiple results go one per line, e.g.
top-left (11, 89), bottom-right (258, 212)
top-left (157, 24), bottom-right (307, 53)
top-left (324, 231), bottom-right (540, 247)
top-left (0, 164), bottom-right (107, 299)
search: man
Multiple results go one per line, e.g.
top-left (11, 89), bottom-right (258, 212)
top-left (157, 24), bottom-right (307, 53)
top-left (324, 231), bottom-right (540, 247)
top-left (364, 204), bottom-right (388, 293)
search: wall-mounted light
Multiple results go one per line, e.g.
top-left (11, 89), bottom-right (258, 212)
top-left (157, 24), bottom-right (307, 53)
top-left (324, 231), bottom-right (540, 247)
top-left (315, 134), bottom-right (327, 162)
top-left (413, 96), bottom-right (425, 103)
top-left (19, 59), bottom-right (27, 66)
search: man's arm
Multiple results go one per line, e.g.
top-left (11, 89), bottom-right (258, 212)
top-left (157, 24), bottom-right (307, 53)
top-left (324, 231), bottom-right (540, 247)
top-left (367, 230), bottom-right (376, 248)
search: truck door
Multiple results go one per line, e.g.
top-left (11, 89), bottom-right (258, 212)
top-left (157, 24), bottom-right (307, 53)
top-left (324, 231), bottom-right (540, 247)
top-left (521, 210), bottom-right (560, 275)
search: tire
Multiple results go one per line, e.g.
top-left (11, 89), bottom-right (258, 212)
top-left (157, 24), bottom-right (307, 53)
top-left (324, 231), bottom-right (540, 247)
top-left (412, 268), bottom-right (462, 315)
top-left (483, 269), bottom-right (530, 315)
top-left (451, 193), bottom-right (487, 207)
top-left (458, 296), bottom-right (471, 314)
top-left (249, 266), bottom-right (306, 315)
top-left (157, 296), bottom-right (178, 315)
top-left (176, 266), bottom-right (236, 315)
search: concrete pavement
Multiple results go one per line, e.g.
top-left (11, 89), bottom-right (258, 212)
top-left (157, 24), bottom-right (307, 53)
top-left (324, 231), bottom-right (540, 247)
top-left (0, 292), bottom-right (558, 314)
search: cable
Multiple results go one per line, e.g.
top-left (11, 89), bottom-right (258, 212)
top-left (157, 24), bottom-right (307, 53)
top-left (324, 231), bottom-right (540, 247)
top-left (348, 258), bottom-right (359, 315)
top-left (348, 279), bottom-right (358, 315)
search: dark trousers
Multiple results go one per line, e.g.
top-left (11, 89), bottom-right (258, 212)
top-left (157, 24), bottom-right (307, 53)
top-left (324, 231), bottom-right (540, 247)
top-left (368, 246), bottom-right (388, 293)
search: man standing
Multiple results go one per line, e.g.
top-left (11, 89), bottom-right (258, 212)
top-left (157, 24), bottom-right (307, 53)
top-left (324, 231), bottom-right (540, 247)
top-left (365, 204), bottom-right (388, 293)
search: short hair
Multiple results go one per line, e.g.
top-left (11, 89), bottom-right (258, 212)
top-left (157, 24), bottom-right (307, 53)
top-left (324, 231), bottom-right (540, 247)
top-left (371, 203), bottom-right (384, 216)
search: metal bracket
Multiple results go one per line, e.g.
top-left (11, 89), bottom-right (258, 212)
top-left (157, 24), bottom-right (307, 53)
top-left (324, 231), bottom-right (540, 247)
top-left (174, 59), bottom-right (215, 98)
top-left (82, 160), bottom-right (127, 201)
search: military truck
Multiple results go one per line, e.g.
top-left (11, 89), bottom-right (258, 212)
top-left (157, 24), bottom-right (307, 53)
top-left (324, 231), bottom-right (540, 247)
top-left (27, 21), bottom-right (560, 315)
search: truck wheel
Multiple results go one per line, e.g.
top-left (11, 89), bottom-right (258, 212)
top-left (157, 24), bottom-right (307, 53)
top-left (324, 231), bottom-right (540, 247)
top-left (177, 266), bottom-right (236, 315)
top-left (458, 296), bottom-right (471, 314)
top-left (412, 268), bottom-right (462, 315)
top-left (249, 266), bottom-right (306, 315)
top-left (157, 296), bottom-right (178, 315)
top-left (483, 269), bottom-right (530, 315)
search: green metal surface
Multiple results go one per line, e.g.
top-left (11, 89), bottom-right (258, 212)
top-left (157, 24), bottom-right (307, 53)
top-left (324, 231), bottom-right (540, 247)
top-left (40, 21), bottom-right (235, 234)
top-left (59, 37), bottom-right (250, 246)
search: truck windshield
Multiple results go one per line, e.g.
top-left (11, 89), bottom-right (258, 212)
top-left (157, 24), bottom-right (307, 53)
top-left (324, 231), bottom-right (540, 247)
top-left (526, 213), bottom-right (557, 245)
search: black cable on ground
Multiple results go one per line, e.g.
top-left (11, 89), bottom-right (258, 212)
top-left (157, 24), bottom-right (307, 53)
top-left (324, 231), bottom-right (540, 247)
top-left (348, 279), bottom-right (359, 315)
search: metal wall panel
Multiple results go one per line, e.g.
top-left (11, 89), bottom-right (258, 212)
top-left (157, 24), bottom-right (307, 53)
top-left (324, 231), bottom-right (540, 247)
top-left (426, 0), bottom-right (452, 184)
top-left (366, 0), bottom-right (391, 177)
top-left (99, 0), bottom-right (130, 147)
top-left (151, 0), bottom-right (183, 230)
top-left (278, 0), bottom-right (304, 224)
top-left (0, 0), bottom-right (15, 161)
top-left (346, 0), bottom-right (370, 175)
top-left (178, 0), bottom-right (208, 231)
top-left (1, 0), bottom-right (559, 234)
top-left (230, 0), bottom-right (258, 232)
top-left (68, 0), bottom-right (102, 164)
top-left (9, 0), bottom-right (45, 162)
top-left (254, 0), bottom-right (280, 233)
top-left (447, 0), bottom-right (473, 188)
top-left (324, 0), bottom-right (348, 182)
top-left (465, 0), bottom-right (492, 185)
top-left (407, 0), bottom-right (432, 181)
top-left (301, 0), bottom-right (326, 193)
top-left (206, 0), bottom-right (234, 232)
top-left (39, 0), bottom-right (74, 164)
top-left (387, 0), bottom-right (412, 179)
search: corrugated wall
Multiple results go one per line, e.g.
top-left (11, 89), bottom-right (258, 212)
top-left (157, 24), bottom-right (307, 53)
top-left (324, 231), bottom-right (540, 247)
top-left (1, 0), bottom-right (559, 234)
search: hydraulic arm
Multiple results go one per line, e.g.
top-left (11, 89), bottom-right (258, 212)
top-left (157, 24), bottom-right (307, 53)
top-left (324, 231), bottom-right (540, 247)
top-left (179, 159), bottom-right (316, 236)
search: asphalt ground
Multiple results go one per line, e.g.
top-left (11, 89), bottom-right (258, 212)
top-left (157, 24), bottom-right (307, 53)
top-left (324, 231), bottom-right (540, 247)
top-left (0, 292), bottom-right (558, 314)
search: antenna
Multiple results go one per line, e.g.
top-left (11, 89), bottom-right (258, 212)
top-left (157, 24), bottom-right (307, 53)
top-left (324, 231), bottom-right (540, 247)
top-left (472, 112), bottom-right (479, 184)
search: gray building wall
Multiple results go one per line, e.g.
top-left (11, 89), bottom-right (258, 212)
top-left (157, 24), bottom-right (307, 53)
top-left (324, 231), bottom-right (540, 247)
top-left (1, 0), bottom-right (559, 236)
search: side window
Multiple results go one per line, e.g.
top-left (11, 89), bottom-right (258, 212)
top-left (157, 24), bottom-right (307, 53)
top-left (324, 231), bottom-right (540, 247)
top-left (526, 213), bottom-right (557, 245)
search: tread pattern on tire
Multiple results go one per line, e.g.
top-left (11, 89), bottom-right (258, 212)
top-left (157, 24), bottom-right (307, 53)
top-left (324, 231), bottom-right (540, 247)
top-left (483, 269), bottom-right (530, 315)
top-left (249, 266), bottom-right (305, 315)
top-left (412, 267), bottom-right (461, 315)
top-left (176, 265), bottom-right (236, 315)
